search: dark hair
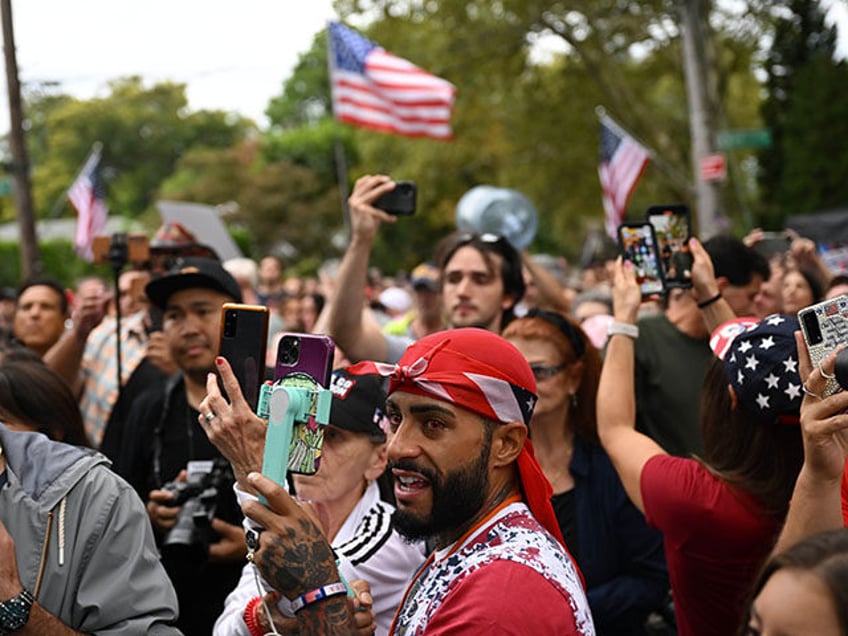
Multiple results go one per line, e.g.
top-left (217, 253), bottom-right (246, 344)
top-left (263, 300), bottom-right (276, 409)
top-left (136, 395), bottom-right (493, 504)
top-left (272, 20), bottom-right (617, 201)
top-left (698, 357), bottom-right (803, 517)
top-left (435, 232), bottom-right (525, 326)
top-left (747, 529), bottom-right (848, 634)
top-left (826, 274), bottom-right (848, 295)
top-left (703, 235), bottom-right (770, 286)
top-left (502, 310), bottom-right (601, 445)
top-left (787, 267), bottom-right (824, 304)
top-left (0, 359), bottom-right (89, 446)
top-left (15, 277), bottom-right (68, 315)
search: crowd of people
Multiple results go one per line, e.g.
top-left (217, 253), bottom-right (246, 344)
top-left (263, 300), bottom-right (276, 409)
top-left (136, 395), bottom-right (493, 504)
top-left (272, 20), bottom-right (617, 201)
top-left (1, 174), bottom-right (848, 635)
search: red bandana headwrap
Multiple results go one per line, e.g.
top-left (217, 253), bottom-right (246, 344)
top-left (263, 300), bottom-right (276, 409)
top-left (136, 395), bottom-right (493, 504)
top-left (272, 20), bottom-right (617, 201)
top-left (350, 328), bottom-right (568, 550)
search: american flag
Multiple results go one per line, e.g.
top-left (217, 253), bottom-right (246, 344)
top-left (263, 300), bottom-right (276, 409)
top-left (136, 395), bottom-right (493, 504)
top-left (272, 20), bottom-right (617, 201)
top-left (328, 21), bottom-right (456, 140)
top-left (68, 144), bottom-right (108, 261)
top-left (598, 113), bottom-right (650, 239)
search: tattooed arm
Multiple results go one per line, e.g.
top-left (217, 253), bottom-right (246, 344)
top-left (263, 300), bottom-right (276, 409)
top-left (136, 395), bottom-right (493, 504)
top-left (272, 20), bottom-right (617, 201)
top-left (243, 472), bottom-right (357, 635)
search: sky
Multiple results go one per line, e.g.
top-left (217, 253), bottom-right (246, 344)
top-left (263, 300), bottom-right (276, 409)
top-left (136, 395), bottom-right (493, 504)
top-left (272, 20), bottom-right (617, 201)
top-left (0, 0), bottom-right (846, 135)
top-left (0, 0), bottom-right (337, 132)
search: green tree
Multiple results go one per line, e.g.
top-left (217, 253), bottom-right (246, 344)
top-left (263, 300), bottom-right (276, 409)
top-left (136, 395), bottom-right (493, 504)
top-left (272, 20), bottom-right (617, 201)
top-left (25, 77), bottom-right (254, 221)
top-left (758, 0), bottom-right (848, 223)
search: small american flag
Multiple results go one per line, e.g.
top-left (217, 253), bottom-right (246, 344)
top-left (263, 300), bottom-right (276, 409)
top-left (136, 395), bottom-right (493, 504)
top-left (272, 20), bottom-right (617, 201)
top-left (68, 144), bottom-right (108, 261)
top-left (598, 113), bottom-right (650, 239)
top-left (328, 21), bottom-right (456, 140)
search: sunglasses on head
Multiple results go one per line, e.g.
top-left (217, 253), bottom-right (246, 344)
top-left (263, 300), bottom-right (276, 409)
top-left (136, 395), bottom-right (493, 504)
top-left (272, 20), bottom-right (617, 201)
top-left (526, 308), bottom-right (586, 359)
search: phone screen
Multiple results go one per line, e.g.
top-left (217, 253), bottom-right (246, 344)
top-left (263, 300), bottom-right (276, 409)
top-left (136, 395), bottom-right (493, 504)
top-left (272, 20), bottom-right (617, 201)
top-left (618, 223), bottom-right (665, 297)
top-left (646, 205), bottom-right (693, 289)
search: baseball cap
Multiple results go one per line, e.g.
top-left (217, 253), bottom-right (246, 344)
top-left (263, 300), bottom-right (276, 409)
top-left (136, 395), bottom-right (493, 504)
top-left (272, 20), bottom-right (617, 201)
top-left (410, 262), bottom-right (440, 291)
top-left (145, 257), bottom-right (242, 310)
top-left (710, 314), bottom-right (803, 422)
top-left (328, 368), bottom-right (388, 440)
top-left (378, 286), bottom-right (412, 313)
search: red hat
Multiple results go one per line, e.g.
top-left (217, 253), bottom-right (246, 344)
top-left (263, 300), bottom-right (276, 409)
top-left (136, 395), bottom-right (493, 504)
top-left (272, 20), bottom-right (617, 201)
top-left (351, 328), bottom-right (568, 549)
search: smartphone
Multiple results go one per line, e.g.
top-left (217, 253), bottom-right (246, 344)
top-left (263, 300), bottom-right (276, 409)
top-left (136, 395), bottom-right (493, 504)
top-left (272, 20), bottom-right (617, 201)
top-left (274, 333), bottom-right (335, 475)
top-left (754, 231), bottom-right (792, 258)
top-left (617, 222), bottom-right (665, 297)
top-left (798, 294), bottom-right (848, 397)
top-left (219, 303), bottom-right (270, 411)
top-left (646, 205), bottom-right (693, 289)
top-left (373, 181), bottom-right (417, 216)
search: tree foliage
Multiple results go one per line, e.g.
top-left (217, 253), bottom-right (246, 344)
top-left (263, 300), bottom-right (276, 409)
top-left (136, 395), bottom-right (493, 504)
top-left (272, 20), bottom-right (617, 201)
top-left (758, 0), bottom-right (848, 223)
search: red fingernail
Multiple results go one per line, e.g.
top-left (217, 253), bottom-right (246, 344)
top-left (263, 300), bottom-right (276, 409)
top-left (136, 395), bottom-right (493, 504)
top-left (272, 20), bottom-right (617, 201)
top-left (216, 357), bottom-right (224, 365)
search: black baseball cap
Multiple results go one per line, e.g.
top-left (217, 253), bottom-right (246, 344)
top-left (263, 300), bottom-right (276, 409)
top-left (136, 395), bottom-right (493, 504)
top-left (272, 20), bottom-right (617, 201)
top-left (328, 368), bottom-right (388, 441)
top-left (145, 257), bottom-right (242, 310)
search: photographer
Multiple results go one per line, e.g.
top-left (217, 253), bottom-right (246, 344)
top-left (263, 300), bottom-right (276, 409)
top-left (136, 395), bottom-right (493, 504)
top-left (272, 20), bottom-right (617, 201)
top-left (113, 258), bottom-right (247, 636)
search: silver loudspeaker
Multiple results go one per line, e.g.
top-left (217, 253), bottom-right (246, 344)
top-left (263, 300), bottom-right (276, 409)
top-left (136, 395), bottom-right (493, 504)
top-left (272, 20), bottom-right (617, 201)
top-left (455, 186), bottom-right (538, 250)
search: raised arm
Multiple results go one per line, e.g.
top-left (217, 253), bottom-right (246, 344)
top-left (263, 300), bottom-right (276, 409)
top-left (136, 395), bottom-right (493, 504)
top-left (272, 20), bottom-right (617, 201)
top-left (773, 336), bottom-right (848, 554)
top-left (597, 258), bottom-right (667, 513)
top-left (688, 237), bottom-right (736, 332)
top-left (325, 175), bottom-right (400, 363)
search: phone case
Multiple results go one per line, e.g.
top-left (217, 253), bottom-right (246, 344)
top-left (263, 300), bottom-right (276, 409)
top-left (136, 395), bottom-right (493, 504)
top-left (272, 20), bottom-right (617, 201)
top-left (219, 303), bottom-right (269, 410)
top-left (274, 333), bottom-right (336, 475)
top-left (373, 181), bottom-right (417, 216)
top-left (646, 205), bottom-right (693, 289)
top-left (798, 294), bottom-right (848, 396)
top-left (617, 222), bottom-right (665, 297)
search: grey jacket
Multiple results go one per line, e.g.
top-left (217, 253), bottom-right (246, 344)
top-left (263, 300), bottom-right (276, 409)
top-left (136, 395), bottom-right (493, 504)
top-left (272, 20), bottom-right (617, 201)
top-left (0, 424), bottom-right (182, 634)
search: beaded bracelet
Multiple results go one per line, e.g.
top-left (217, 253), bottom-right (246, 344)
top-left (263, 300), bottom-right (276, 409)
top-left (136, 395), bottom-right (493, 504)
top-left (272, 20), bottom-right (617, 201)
top-left (243, 596), bottom-right (264, 636)
top-left (290, 582), bottom-right (348, 613)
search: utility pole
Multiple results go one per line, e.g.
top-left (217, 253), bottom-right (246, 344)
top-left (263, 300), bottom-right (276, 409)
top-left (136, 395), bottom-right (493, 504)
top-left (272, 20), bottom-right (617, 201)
top-left (2, 0), bottom-right (41, 278)
top-left (679, 0), bottom-right (725, 240)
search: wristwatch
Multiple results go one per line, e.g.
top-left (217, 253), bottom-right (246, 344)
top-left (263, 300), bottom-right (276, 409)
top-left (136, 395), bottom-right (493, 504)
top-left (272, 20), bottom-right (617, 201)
top-left (0, 589), bottom-right (34, 635)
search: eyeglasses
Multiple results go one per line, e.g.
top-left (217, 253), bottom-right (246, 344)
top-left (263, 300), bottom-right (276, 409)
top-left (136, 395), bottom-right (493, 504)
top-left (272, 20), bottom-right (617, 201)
top-left (529, 362), bottom-right (568, 381)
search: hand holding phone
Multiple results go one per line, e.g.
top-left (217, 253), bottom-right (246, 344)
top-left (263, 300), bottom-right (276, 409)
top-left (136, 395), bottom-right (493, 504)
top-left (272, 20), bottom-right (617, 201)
top-left (373, 181), bottom-right (417, 216)
top-left (617, 222), bottom-right (665, 297)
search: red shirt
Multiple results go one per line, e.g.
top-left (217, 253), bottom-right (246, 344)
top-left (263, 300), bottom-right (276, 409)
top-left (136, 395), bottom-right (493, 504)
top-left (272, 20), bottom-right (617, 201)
top-left (641, 455), bottom-right (782, 636)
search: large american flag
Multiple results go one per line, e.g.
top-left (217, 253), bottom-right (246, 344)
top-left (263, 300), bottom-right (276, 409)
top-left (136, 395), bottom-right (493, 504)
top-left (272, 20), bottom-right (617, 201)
top-left (328, 21), bottom-right (456, 140)
top-left (68, 144), bottom-right (108, 261)
top-left (598, 113), bottom-right (650, 238)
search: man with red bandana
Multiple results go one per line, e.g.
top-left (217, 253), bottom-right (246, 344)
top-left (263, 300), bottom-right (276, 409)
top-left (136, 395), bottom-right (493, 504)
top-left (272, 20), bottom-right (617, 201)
top-left (242, 328), bottom-right (595, 635)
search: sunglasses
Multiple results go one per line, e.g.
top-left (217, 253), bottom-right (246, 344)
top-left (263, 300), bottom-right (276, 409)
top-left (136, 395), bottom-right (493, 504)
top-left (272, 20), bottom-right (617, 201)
top-left (529, 362), bottom-right (568, 381)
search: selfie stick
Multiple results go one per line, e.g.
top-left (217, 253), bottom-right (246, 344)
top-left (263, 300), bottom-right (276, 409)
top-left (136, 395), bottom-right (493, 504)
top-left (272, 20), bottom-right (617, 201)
top-left (258, 381), bottom-right (331, 506)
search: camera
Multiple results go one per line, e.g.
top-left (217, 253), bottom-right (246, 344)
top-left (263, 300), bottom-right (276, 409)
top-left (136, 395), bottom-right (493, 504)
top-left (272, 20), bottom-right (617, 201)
top-left (159, 459), bottom-right (231, 563)
top-left (278, 334), bottom-right (300, 365)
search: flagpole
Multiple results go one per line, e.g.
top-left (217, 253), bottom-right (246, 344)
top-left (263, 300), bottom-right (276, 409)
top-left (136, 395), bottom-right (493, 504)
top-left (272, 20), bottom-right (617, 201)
top-left (595, 106), bottom-right (693, 196)
top-left (326, 21), bottom-right (351, 235)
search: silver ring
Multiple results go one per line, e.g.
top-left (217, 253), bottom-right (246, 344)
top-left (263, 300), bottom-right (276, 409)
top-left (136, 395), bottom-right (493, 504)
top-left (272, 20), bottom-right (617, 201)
top-left (802, 381), bottom-right (824, 400)
top-left (204, 411), bottom-right (216, 422)
top-left (819, 363), bottom-right (837, 380)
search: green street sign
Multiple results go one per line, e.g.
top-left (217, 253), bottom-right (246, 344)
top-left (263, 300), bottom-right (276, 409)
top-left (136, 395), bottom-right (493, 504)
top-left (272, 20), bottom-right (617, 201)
top-left (717, 129), bottom-right (772, 151)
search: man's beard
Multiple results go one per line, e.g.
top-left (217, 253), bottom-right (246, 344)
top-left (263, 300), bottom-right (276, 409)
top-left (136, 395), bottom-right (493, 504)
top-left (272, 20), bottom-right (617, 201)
top-left (390, 434), bottom-right (492, 543)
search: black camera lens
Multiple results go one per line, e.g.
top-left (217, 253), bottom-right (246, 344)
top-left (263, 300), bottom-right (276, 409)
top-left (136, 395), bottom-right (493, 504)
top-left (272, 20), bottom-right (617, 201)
top-left (223, 310), bottom-right (238, 338)
top-left (801, 309), bottom-right (823, 345)
top-left (280, 336), bottom-right (299, 364)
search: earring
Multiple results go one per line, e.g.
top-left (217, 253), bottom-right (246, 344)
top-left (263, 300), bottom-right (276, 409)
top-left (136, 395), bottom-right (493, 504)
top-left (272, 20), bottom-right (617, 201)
top-left (570, 393), bottom-right (578, 409)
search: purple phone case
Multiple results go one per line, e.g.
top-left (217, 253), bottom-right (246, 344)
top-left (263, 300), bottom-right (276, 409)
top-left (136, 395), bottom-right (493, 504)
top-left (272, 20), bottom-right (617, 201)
top-left (273, 333), bottom-right (335, 388)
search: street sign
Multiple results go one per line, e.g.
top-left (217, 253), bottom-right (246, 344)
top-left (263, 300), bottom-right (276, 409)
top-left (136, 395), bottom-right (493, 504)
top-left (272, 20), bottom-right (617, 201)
top-left (700, 154), bottom-right (726, 181)
top-left (717, 129), bottom-right (772, 151)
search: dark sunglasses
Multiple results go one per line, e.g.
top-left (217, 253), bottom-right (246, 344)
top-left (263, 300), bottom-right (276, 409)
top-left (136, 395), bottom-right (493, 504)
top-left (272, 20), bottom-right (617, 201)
top-left (529, 362), bottom-right (568, 381)
top-left (525, 308), bottom-right (586, 359)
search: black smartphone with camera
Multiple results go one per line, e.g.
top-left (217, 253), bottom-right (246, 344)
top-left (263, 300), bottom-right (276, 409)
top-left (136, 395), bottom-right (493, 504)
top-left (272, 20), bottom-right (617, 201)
top-left (798, 294), bottom-right (848, 397)
top-left (273, 333), bottom-right (335, 475)
top-left (617, 222), bottom-right (665, 298)
top-left (754, 231), bottom-right (792, 258)
top-left (646, 205), bottom-right (693, 289)
top-left (373, 181), bottom-right (417, 216)
top-left (219, 303), bottom-right (269, 411)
